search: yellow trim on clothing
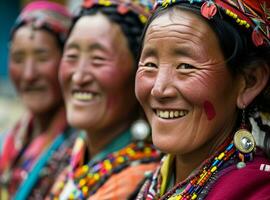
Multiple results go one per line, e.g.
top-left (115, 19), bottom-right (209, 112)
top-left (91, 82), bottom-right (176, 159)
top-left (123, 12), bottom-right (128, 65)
top-left (160, 154), bottom-right (175, 196)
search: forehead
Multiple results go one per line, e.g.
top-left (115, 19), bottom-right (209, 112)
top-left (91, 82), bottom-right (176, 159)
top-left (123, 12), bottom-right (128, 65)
top-left (67, 14), bottom-right (126, 47)
top-left (11, 26), bottom-right (57, 50)
top-left (145, 8), bottom-right (218, 44)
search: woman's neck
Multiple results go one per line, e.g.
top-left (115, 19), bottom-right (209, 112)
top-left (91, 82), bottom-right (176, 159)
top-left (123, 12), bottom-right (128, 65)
top-left (174, 127), bottom-right (233, 184)
top-left (85, 120), bottom-right (133, 158)
top-left (32, 105), bottom-right (64, 134)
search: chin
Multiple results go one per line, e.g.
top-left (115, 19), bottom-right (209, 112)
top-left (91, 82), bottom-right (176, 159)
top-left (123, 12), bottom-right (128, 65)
top-left (152, 133), bottom-right (188, 155)
top-left (26, 104), bottom-right (53, 115)
top-left (67, 112), bottom-right (90, 130)
top-left (152, 135), bottom-right (173, 153)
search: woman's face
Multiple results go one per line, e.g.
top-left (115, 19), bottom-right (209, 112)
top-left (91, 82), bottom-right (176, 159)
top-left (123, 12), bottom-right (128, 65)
top-left (135, 9), bottom-right (243, 154)
top-left (9, 26), bottom-right (63, 115)
top-left (60, 14), bottom-right (137, 133)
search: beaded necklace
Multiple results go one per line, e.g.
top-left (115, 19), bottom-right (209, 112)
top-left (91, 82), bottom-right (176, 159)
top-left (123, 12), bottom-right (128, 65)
top-left (137, 136), bottom-right (254, 200)
top-left (50, 139), bottom-right (161, 199)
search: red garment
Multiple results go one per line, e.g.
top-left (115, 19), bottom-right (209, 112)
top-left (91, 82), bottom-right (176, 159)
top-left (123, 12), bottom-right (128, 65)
top-left (207, 150), bottom-right (270, 200)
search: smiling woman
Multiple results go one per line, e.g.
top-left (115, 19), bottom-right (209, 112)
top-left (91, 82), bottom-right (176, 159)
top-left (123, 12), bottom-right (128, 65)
top-left (9, 26), bottom-right (63, 114)
top-left (0, 1), bottom-right (77, 200)
top-left (46, 0), bottom-right (161, 199)
top-left (135, 0), bottom-right (270, 199)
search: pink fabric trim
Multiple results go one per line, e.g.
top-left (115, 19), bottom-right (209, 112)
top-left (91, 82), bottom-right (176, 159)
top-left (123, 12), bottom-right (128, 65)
top-left (22, 0), bottom-right (70, 17)
top-left (207, 150), bottom-right (270, 199)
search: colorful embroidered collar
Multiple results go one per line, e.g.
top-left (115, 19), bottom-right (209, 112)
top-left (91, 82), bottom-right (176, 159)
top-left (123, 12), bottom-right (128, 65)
top-left (136, 136), bottom-right (255, 200)
top-left (49, 129), bottom-right (161, 199)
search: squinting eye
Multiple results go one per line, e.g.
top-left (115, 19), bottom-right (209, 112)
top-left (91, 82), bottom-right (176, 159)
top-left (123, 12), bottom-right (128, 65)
top-left (92, 56), bottom-right (106, 63)
top-left (65, 54), bottom-right (78, 60)
top-left (177, 63), bottom-right (194, 70)
top-left (144, 62), bottom-right (157, 68)
top-left (12, 56), bottom-right (24, 64)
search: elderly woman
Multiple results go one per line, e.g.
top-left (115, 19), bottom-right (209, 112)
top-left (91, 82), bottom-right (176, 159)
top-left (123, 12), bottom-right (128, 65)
top-left (0, 1), bottom-right (75, 200)
top-left (135, 0), bottom-right (270, 199)
top-left (47, 0), bottom-right (161, 199)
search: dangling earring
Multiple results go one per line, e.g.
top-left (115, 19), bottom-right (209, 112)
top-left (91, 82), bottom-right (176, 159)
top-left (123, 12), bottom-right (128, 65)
top-left (131, 119), bottom-right (150, 141)
top-left (233, 106), bottom-right (256, 168)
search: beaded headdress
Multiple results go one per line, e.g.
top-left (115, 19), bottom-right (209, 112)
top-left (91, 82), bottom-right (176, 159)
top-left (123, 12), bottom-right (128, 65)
top-left (82, 0), bottom-right (154, 23)
top-left (154, 0), bottom-right (270, 47)
top-left (11, 1), bottom-right (71, 44)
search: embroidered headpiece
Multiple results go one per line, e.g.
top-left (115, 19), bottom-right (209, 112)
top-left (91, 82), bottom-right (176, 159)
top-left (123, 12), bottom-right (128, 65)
top-left (154, 0), bottom-right (270, 47)
top-left (11, 0), bottom-right (71, 44)
top-left (82, 0), bottom-right (154, 23)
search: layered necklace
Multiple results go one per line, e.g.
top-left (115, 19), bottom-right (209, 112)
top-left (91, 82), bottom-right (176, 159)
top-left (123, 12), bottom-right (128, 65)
top-left (137, 134), bottom-right (255, 200)
top-left (49, 138), bottom-right (161, 199)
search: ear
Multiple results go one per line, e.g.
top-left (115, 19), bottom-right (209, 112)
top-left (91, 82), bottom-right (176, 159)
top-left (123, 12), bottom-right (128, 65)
top-left (237, 63), bottom-right (269, 109)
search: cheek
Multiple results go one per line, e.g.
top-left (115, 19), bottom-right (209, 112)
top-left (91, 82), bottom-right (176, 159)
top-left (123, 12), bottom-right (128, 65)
top-left (178, 76), bottom-right (218, 120)
top-left (203, 100), bottom-right (216, 120)
top-left (180, 80), bottom-right (209, 105)
top-left (59, 62), bottom-right (72, 87)
top-left (99, 67), bottom-right (133, 110)
top-left (135, 72), bottom-right (152, 105)
top-left (9, 64), bottom-right (21, 87)
top-left (179, 72), bottom-right (224, 105)
top-left (98, 67), bottom-right (131, 91)
top-left (45, 66), bottom-right (59, 82)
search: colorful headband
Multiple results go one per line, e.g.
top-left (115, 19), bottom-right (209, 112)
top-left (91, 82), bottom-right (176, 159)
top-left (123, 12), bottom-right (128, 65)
top-left (12, 1), bottom-right (71, 43)
top-left (82, 0), bottom-right (154, 23)
top-left (154, 0), bottom-right (270, 47)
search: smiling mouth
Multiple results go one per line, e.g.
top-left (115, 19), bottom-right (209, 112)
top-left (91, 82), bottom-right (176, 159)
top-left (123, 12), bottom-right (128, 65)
top-left (72, 91), bottom-right (96, 101)
top-left (155, 109), bottom-right (188, 119)
top-left (23, 85), bottom-right (46, 92)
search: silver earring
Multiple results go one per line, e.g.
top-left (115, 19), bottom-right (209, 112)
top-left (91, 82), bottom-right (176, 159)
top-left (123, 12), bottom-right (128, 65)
top-left (233, 107), bottom-right (256, 169)
top-left (131, 119), bottom-right (150, 140)
top-left (234, 107), bottom-right (256, 153)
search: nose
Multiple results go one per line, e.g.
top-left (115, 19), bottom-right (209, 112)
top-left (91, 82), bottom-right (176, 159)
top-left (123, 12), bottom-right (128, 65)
top-left (151, 67), bottom-right (177, 100)
top-left (22, 57), bottom-right (36, 82)
top-left (71, 58), bottom-right (94, 85)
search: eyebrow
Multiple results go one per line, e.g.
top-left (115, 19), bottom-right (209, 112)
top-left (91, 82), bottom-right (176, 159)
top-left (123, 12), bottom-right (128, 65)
top-left (87, 43), bottom-right (108, 53)
top-left (34, 48), bottom-right (49, 54)
top-left (141, 45), bottom-right (196, 60)
top-left (141, 46), bottom-right (157, 58)
top-left (173, 47), bottom-right (195, 58)
top-left (65, 42), bottom-right (109, 54)
top-left (11, 48), bottom-right (49, 56)
top-left (65, 43), bottom-right (79, 51)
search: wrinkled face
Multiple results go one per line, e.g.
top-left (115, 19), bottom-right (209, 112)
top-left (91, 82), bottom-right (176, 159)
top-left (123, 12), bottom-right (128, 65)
top-left (135, 9), bottom-right (242, 154)
top-left (60, 14), bottom-right (137, 133)
top-left (9, 26), bottom-right (63, 115)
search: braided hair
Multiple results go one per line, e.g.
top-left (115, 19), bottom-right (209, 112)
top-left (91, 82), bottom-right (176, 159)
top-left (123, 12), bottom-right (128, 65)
top-left (70, 5), bottom-right (145, 64)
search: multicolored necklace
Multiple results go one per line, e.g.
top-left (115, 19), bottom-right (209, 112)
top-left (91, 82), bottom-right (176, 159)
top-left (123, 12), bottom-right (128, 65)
top-left (50, 139), bottom-right (161, 199)
top-left (137, 135), bottom-right (255, 200)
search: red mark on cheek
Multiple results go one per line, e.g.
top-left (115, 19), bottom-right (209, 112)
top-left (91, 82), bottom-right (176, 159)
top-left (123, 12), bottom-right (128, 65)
top-left (204, 101), bottom-right (216, 120)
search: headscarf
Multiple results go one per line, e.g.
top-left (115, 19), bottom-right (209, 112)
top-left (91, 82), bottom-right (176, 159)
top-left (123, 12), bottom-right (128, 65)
top-left (10, 0), bottom-right (71, 47)
top-left (154, 0), bottom-right (270, 47)
top-left (73, 0), bottom-right (154, 60)
top-left (82, 0), bottom-right (154, 23)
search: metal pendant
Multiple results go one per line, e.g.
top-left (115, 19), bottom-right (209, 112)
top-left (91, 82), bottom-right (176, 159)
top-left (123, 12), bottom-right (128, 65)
top-left (233, 129), bottom-right (256, 153)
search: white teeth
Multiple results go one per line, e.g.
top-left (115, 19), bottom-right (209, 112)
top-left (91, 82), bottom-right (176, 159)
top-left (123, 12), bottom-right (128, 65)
top-left (73, 92), bottom-right (93, 101)
top-left (156, 110), bottom-right (188, 119)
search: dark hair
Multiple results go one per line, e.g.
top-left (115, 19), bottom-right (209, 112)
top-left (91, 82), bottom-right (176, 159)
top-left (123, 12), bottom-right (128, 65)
top-left (9, 21), bottom-right (65, 51)
top-left (70, 5), bottom-right (145, 63)
top-left (139, 3), bottom-right (270, 156)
